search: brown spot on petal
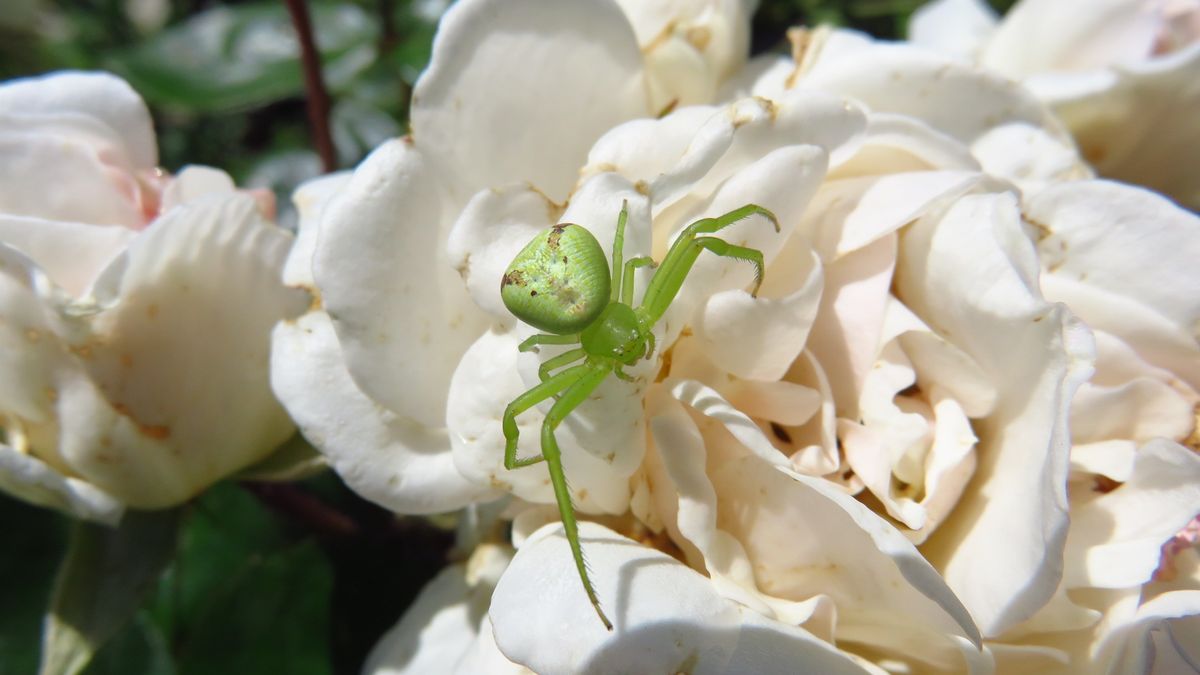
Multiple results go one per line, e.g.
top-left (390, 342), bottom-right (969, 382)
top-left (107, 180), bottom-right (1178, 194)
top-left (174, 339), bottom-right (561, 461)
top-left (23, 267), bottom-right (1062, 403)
top-left (141, 424), bottom-right (171, 440)
top-left (25, 329), bottom-right (40, 343)
top-left (146, 303), bottom-right (159, 319)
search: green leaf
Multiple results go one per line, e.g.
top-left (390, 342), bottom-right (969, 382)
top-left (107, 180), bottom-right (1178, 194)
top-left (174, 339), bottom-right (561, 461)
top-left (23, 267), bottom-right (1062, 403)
top-left (0, 496), bottom-right (68, 675)
top-left (39, 510), bottom-right (181, 675)
top-left (106, 2), bottom-right (377, 113)
top-left (149, 483), bottom-right (333, 675)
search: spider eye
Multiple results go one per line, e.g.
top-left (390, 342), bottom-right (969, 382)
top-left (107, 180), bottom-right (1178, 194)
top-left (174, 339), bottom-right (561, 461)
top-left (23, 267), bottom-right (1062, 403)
top-left (501, 224), bottom-right (611, 334)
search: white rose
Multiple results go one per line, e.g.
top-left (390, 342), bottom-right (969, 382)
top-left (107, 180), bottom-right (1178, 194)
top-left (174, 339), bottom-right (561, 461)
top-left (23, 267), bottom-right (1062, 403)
top-left (0, 71), bottom-right (306, 523)
top-left (911, 0), bottom-right (1200, 208)
top-left (274, 2), bottom-right (1198, 673)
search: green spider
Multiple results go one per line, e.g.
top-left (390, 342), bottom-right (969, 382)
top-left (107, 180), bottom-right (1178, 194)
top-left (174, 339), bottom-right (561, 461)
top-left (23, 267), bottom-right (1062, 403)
top-left (500, 201), bottom-right (779, 629)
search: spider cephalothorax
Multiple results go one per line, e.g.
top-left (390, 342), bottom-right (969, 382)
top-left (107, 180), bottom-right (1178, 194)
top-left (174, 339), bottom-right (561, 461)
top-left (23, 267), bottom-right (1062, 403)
top-left (500, 201), bottom-right (778, 629)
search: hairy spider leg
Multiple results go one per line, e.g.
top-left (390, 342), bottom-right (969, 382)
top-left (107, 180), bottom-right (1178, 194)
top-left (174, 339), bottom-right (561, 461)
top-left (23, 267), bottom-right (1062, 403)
top-left (503, 364), bottom-right (591, 468)
top-left (639, 204), bottom-right (778, 325)
top-left (519, 332), bottom-right (581, 353)
top-left (540, 361), bottom-right (615, 630)
top-left (539, 347), bottom-right (588, 382)
top-left (610, 200), bottom-right (629, 302)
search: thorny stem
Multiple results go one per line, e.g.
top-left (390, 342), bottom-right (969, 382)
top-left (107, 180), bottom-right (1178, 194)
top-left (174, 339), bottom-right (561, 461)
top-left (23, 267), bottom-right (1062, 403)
top-left (283, 0), bottom-right (337, 172)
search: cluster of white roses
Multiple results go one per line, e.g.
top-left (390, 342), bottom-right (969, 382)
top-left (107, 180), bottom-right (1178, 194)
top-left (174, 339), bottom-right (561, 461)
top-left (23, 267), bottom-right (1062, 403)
top-left (2, 0), bottom-right (1198, 673)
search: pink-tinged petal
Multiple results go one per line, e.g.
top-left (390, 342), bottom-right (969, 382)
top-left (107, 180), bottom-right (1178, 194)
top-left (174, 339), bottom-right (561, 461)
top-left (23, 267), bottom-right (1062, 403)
top-left (0, 70), bottom-right (157, 170)
top-left (314, 139), bottom-right (489, 429)
top-left (56, 194), bottom-right (306, 507)
top-left (490, 521), bottom-right (878, 675)
top-left (273, 175), bottom-right (495, 514)
top-left (1038, 44), bottom-right (1200, 208)
top-left (1065, 439), bottom-right (1200, 590)
top-left (0, 444), bottom-right (122, 524)
top-left (411, 0), bottom-right (647, 202)
top-left (446, 329), bottom-right (642, 515)
top-left (364, 545), bottom-right (527, 675)
top-left (1027, 180), bottom-right (1200, 342)
top-left (897, 193), bottom-right (1096, 636)
top-left (0, 214), bottom-right (136, 297)
top-left (0, 119), bottom-right (146, 227)
top-left (908, 0), bottom-right (998, 62)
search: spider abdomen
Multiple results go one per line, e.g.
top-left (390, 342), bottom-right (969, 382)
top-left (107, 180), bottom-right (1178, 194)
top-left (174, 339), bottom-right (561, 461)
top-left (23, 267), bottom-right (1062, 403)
top-left (501, 224), bottom-right (611, 334)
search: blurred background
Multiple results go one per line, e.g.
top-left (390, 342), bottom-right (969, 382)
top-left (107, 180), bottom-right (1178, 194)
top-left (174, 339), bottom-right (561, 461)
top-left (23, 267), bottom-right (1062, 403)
top-left (0, 1), bottom-right (1016, 673)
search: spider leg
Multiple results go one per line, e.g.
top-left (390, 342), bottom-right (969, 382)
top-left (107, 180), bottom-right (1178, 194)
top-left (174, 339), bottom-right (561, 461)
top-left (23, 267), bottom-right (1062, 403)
top-left (540, 363), bottom-right (614, 630)
top-left (519, 333), bottom-right (581, 353)
top-left (539, 347), bottom-right (587, 382)
top-left (640, 204), bottom-right (777, 320)
top-left (610, 200), bottom-right (629, 302)
top-left (639, 236), bottom-right (766, 324)
top-left (503, 364), bottom-right (590, 469)
top-left (613, 364), bottom-right (636, 382)
top-left (621, 256), bottom-right (656, 307)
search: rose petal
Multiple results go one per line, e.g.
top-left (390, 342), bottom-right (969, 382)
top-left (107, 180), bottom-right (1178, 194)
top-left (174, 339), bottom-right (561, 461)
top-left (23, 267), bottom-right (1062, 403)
top-left (273, 310), bottom-right (496, 513)
top-left (981, 0), bottom-right (1160, 76)
top-left (1096, 590), bottom-right (1200, 674)
top-left (159, 165), bottom-right (237, 212)
top-left (1065, 439), bottom-right (1200, 590)
top-left (1027, 180), bottom-right (1200, 340)
top-left (314, 139), bottom-right (489, 429)
top-left (273, 176), bottom-right (494, 514)
top-left (897, 192), bottom-right (1096, 636)
top-left (803, 37), bottom-right (1064, 148)
top-left (648, 90), bottom-right (864, 218)
top-left (0, 214), bottom-right (136, 297)
top-left (1037, 44), bottom-right (1200, 208)
top-left (805, 233), bottom-right (896, 420)
top-left (447, 329), bottom-right (642, 515)
top-left (411, 0), bottom-right (647, 202)
top-left (694, 247), bottom-right (823, 381)
top-left (0, 119), bottom-right (146, 227)
top-left (490, 521), bottom-right (877, 675)
top-left (0, 443), bottom-right (122, 524)
top-left (364, 545), bottom-right (525, 675)
top-left (908, 0), bottom-right (998, 62)
top-left (57, 193), bottom-right (305, 506)
top-left (0, 70), bottom-right (156, 170)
